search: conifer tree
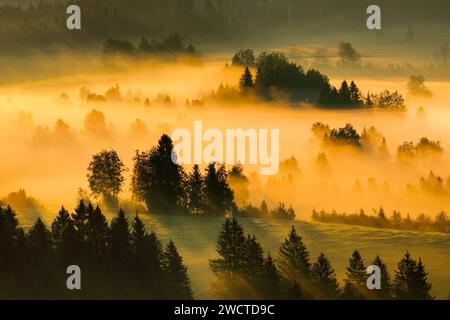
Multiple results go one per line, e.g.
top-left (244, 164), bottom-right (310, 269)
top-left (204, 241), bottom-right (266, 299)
top-left (412, 258), bottom-right (433, 300)
top-left (205, 163), bottom-right (235, 216)
top-left (242, 234), bottom-right (265, 280)
top-left (27, 218), bottom-right (53, 267)
top-left (393, 252), bottom-right (433, 300)
top-left (0, 206), bottom-right (20, 269)
top-left (311, 253), bottom-right (341, 299)
top-left (277, 226), bottom-right (311, 288)
top-left (162, 240), bottom-right (193, 299)
top-left (51, 206), bottom-right (77, 264)
top-left (239, 67), bottom-right (254, 90)
top-left (132, 135), bottom-right (185, 215)
top-left (343, 250), bottom-right (367, 299)
top-left (110, 209), bottom-right (131, 268)
top-left (186, 164), bottom-right (206, 215)
top-left (86, 205), bottom-right (109, 261)
top-left (210, 217), bottom-right (246, 275)
top-left (371, 255), bottom-right (392, 299)
top-left (263, 253), bottom-right (281, 299)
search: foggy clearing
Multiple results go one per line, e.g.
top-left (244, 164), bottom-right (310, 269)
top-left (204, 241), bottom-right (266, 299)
top-left (1, 57), bottom-right (450, 223)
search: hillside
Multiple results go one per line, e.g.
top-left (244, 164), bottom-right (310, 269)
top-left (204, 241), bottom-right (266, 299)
top-left (138, 214), bottom-right (450, 299)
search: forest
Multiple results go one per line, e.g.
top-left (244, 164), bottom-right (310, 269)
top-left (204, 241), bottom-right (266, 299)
top-left (0, 205), bottom-right (435, 300)
top-left (0, 0), bottom-right (449, 301)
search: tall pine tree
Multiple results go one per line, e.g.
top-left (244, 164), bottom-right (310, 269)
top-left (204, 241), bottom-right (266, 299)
top-left (311, 253), bottom-right (341, 299)
top-left (162, 240), bottom-right (193, 299)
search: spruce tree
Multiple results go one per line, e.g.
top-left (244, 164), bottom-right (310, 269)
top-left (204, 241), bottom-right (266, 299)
top-left (110, 209), bottom-right (131, 268)
top-left (394, 252), bottom-right (433, 300)
top-left (205, 163), bottom-right (235, 216)
top-left (27, 218), bottom-right (53, 267)
top-left (131, 134), bottom-right (185, 215)
top-left (263, 253), bottom-right (281, 299)
top-left (0, 206), bottom-right (20, 270)
top-left (162, 240), bottom-right (193, 299)
top-left (277, 226), bottom-right (311, 289)
top-left (86, 205), bottom-right (109, 261)
top-left (51, 206), bottom-right (77, 264)
top-left (242, 234), bottom-right (265, 280)
top-left (210, 217), bottom-right (246, 275)
top-left (343, 250), bottom-right (367, 299)
top-left (393, 251), bottom-right (416, 299)
top-left (412, 258), bottom-right (433, 300)
top-left (311, 253), bottom-right (340, 299)
top-left (371, 255), bottom-right (392, 299)
top-left (186, 164), bottom-right (206, 215)
top-left (239, 67), bottom-right (254, 90)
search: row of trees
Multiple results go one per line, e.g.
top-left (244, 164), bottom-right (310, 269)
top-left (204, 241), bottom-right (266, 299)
top-left (0, 203), bottom-right (192, 299)
top-left (234, 50), bottom-right (406, 109)
top-left (5, 0), bottom-right (449, 53)
top-left (102, 33), bottom-right (196, 56)
top-left (237, 202), bottom-right (296, 220)
top-left (130, 136), bottom-right (235, 216)
top-left (312, 208), bottom-right (450, 234)
top-left (210, 218), bottom-right (434, 300)
top-left (88, 134), bottom-right (297, 218)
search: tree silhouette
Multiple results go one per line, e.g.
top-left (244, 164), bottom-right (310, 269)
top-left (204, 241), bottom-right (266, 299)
top-left (51, 207), bottom-right (77, 265)
top-left (205, 163), bottom-right (235, 216)
top-left (311, 253), bottom-right (341, 299)
top-left (132, 134), bottom-right (185, 215)
top-left (393, 252), bottom-right (433, 300)
top-left (232, 49), bottom-right (256, 67)
top-left (186, 164), bottom-right (206, 215)
top-left (277, 226), bottom-right (311, 295)
top-left (87, 150), bottom-right (125, 212)
top-left (163, 240), bottom-right (193, 299)
top-left (210, 217), bottom-right (246, 275)
top-left (239, 67), bottom-right (254, 90)
top-left (263, 253), bottom-right (282, 299)
top-left (110, 209), bottom-right (132, 269)
top-left (370, 255), bottom-right (392, 299)
top-left (343, 250), bottom-right (367, 299)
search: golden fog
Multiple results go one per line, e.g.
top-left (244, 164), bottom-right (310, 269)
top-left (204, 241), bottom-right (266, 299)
top-left (1, 53), bottom-right (450, 223)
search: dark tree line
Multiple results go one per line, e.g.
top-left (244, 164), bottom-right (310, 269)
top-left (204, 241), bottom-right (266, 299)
top-left (210, 218), bottom-right (434, 300)
top-left (131, 135), bottom-right (234, 216)
top-left (312, 208), bottom-right (450, 233)
top-left (103, 33), bottom-right (196, 56)
top-left (2, 0), bottom-right (449, 53)
top-left (234, 51), bottom-right (406, 109)
top-left (88, 135), bottom-right (298, 219)
top-left (0, 203), bottom-right (192, 299)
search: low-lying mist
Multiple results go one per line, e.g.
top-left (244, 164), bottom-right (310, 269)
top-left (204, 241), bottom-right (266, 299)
top-left (1, 54), bottom-right (450, 224)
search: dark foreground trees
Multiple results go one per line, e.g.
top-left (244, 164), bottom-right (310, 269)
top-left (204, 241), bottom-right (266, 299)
top-left (0, 204), bottom-right (192, 299)
top-left (209, 218), bottom-right (435, 300)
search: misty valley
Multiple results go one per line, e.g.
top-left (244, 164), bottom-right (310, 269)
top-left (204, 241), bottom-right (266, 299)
top-left (0, 0), bottom-right (449, 302)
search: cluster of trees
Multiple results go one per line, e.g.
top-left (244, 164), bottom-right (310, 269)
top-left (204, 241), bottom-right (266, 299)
top-left (88, 136), bottom-right (299, 219)
top-left (416, 171), bottom-right (450, 196)
top-left (103, 33), bottom-right (196, 56)
top-left (4, 0), bottom-right (450, 53)
top-left (407, 75), bottom-right (432, 97)
top-left (0, 203), bottom-right (192, 299)
top-left (237, 202), bottom-right (296, 220)
top-left (88, 135), bottom-right (296, 218)
top-left (397, 137), bottom-right (443, 159)
top-left (80, 85), bottom-right (173, 108)
top-left (210, 217), bottom-right (434, 299)
top-left (312, 208), bottom-right (450, 234)
top-left (233, 50), bottom-right (406, 109)
top-left (130, 136), bottom-right (234, 216)
top-left (312, 122), bottom-right (388, 153)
